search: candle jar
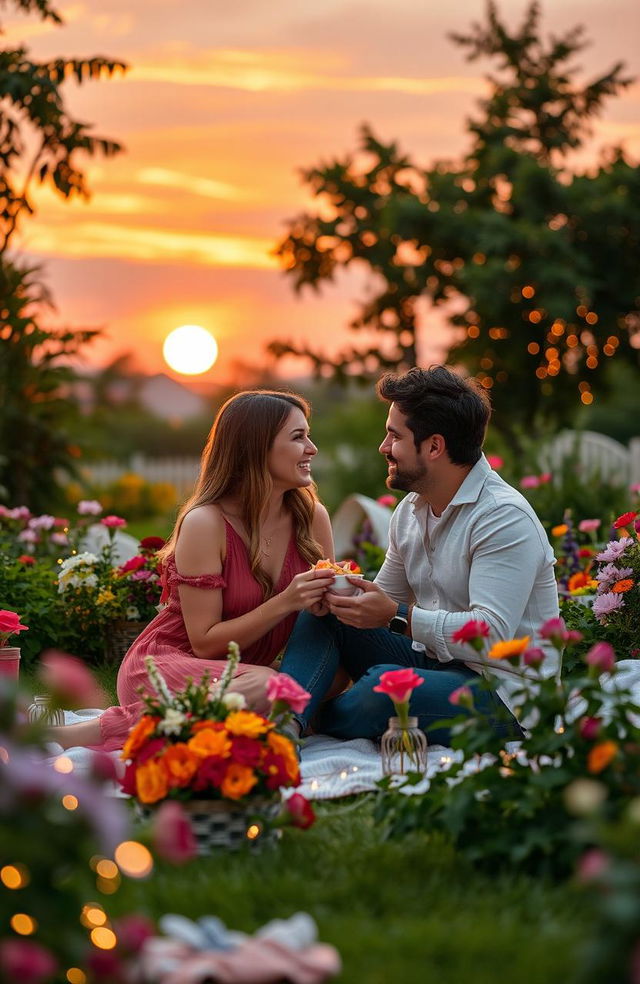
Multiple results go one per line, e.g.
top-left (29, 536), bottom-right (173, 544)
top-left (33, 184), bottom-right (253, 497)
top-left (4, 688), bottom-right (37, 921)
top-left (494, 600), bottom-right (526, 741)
top-left (28, 695), bottom-right (65, 727)
top-left (381, 716), bottom-right (427, 777)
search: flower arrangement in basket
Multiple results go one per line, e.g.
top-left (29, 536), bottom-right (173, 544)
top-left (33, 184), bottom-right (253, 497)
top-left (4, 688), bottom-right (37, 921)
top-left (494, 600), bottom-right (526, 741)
top-left (120, 643), bottom-right (315, 852)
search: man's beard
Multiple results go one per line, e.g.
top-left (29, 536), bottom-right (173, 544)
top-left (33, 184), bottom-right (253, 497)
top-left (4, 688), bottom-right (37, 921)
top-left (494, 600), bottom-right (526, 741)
top-left (386, 458), bottom-right (428, 493)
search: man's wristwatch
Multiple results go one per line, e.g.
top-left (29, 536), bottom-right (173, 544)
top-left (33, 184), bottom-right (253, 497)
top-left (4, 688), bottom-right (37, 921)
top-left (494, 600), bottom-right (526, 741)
top-left (388, 602), bottom-right (409, 635)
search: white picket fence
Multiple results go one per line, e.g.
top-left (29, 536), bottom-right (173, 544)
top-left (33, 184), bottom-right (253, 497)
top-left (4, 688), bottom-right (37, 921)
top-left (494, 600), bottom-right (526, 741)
top-left (80, 431), bottom-right (640, 497)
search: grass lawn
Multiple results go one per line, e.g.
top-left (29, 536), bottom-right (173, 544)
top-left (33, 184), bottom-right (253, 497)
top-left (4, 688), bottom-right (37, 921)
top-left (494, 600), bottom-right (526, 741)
top-left (112, 800), bottom-right (589, 983)
top-left (23, 664), bottom-right (592, 981)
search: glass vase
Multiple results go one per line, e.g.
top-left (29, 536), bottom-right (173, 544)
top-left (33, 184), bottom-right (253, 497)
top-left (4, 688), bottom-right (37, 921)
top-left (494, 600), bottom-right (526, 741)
top-left (28, 694), bottom-right (65, 727)
top-left (381, 716), bottom-right (427, 777)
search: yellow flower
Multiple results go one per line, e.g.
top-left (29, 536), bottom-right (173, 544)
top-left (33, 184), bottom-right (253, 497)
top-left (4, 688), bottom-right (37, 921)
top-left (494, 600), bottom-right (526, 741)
top-left (224, 710), bottom-right (271, 738)
top-left (96, 588), bottom-right (116, 605)
top-left (220, 763), bottom-right (258, 800)
top-left (551, 524), bottom-right (569, 537)
top-left (136, 758), bottom-right (169, 803)
top-left (488, 636), bottom-right (531, 661)
top-left (188, 728), bottom-right (232, 759)
top-left (587, 740), bottom-right (618, 774)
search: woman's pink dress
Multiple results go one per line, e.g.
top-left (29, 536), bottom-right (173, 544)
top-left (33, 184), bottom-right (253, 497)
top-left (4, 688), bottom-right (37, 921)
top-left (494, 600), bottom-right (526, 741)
top-left (97, 519), bottom-right (309, 750)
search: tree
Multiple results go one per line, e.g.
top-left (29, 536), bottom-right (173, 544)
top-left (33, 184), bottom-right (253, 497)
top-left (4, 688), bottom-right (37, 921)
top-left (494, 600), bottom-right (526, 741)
top-left (0, 0), bottom-right (127, 506)
top-left (268, 2), bottom-right (640, 456)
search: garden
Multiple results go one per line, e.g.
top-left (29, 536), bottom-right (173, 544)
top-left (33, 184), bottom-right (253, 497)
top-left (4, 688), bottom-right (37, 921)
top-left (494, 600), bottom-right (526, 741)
top-left (2, 0), bottom-right (640, 980)
top-left (2, 463), bottom-right (640, 983)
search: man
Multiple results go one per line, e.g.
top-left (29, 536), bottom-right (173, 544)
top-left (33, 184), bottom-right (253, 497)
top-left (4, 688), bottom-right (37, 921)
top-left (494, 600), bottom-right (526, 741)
top-left (280, 365), bottom-right (560, 743)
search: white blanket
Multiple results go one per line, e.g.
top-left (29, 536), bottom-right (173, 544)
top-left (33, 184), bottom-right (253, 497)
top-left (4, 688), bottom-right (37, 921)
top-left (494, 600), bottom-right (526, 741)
top-left (46, 711), bottom-right (457, 799)
top-left (48, 658), bottom-right (640, 800)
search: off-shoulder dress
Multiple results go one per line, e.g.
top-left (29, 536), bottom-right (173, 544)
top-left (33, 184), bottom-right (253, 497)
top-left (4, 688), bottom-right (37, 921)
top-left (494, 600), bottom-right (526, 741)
top-left (96, 518), bottom-right (309, 750)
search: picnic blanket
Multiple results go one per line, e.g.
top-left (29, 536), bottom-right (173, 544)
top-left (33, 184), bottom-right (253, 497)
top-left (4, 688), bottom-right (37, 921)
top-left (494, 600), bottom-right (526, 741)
top-left (46, 658), bottom-right (640, 799)
top-left (46, 709), bottom-right (458, 799)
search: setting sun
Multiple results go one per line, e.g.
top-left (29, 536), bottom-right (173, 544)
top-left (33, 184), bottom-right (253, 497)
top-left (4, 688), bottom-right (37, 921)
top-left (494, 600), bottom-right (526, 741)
top-left (162, 324), bottom-right (219, 375)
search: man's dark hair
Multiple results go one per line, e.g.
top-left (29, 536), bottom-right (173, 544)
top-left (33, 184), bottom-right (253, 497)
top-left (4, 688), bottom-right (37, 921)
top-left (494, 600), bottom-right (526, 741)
top-left (377, 366), bottom-right (491, 466)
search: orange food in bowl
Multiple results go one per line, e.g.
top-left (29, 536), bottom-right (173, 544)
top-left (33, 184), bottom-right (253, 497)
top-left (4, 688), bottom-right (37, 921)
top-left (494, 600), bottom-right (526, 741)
top-left (313, 558), bottom-right (362, 574)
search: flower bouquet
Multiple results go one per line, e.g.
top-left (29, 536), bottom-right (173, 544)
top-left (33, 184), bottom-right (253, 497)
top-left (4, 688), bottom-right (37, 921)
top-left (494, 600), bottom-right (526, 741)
top-left (120, 643), bottom-right (315, 852)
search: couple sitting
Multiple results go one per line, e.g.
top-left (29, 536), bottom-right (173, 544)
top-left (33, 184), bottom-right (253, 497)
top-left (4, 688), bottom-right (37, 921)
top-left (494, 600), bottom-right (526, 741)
top-left (53, 366), bottom-right (559, 753)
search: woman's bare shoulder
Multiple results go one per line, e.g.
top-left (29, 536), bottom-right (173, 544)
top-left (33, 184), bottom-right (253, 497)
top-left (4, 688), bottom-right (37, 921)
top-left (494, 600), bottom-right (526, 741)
top-left (176, 504), bottom-right (226, 572)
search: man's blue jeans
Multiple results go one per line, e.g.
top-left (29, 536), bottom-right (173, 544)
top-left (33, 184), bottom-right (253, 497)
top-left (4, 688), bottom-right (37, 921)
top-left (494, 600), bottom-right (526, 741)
top-left (280, 612), bottom-right (520, 744)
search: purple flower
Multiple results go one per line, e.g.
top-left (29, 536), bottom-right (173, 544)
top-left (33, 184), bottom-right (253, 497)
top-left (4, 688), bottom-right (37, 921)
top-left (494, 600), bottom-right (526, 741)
top-left (596, 564), bottom-right (633, 590)
top-left (595, 537), bottom-right (634, 563)
top-left (592, 591), bottom-right (625, 621)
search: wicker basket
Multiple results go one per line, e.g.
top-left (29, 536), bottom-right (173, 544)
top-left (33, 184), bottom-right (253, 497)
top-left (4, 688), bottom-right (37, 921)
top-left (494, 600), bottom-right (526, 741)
top-left (103, 620), bottom-right (149, 665)
top-left (137, 797), bottom-right (283, 854)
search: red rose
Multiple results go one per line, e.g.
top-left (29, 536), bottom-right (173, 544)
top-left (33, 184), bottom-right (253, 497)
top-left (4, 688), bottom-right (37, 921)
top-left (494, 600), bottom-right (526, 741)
top-left (230, 735), bottom-right (263, 767)
top-left (140, 536), bottom-right (166, 551)
top-left (451, 619), bottom-right (491, 651)
top-left (285, 792), bottom-right (315, 829)
top-left (119, 555), bottom-right (147, 574)
top-left (192, 755), bottom-right (227, 791)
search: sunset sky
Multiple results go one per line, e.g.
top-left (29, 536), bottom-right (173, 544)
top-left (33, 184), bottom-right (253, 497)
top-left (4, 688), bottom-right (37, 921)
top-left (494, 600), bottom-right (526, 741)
top-left (6, 0), bottom-right (640, 386)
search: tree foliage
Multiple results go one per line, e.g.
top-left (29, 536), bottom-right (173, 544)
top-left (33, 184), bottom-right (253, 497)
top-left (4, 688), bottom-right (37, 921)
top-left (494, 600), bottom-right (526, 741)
top-left (0, 0), bottom-right (126, 506)
top-left (269, 2), bottom-right (639, 453)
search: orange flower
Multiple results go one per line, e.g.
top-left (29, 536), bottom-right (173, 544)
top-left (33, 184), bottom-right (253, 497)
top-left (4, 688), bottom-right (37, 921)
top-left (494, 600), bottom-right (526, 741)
top-left (224, 710), bottom-right (272, 738)
top-left (587, 740), bottom-right (618, 774)
top-left (188, 728), bottom-right (232, 759)
top-left (136, 758), bottom-right (169, 803)
top-left (220, 763), bottom-right (258, 800)
top-left (568, 571), bottom-right (592, 592)
top-left (488, 636), bottom-right (531, 661)
top-left (612, 579), bottom-right (634, 594)
top-left (122, 715), bottom-right (158, 761)
top-left (551, 525), bottom-right (568, 537)
top-left (267, 731), bottom-right (300, 782)
top-left (162, 743), bottom-right (199, 787)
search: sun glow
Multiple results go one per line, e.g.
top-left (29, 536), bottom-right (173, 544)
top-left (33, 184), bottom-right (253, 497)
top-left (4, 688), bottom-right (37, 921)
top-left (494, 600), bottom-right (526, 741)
top-left (163, 324), bottom-right (219, 375)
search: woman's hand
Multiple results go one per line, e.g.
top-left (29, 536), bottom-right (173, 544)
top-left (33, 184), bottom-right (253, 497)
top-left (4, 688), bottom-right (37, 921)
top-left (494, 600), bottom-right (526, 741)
top-left (280, 568), bottom-right (334, 613)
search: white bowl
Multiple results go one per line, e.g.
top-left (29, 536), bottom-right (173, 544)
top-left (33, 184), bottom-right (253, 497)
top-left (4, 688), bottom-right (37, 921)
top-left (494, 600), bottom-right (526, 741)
top-left (329, 573), bottom-right (365, 596)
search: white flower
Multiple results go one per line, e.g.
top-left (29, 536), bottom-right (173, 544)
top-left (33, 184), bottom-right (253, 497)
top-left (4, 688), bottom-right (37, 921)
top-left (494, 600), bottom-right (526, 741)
top-left (222, 691), bottom-right (246, 711)
top-left (157, 708), bottom-right (186, 736)
top-left (126, 606), bottom-right (141, 620)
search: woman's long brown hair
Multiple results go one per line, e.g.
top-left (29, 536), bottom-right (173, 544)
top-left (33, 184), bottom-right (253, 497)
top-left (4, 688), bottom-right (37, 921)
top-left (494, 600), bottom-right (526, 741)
top-left (159, 390), bottom-right (323, 597)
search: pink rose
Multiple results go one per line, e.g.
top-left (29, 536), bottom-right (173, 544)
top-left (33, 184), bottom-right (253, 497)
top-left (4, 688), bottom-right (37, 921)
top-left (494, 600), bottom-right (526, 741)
top-left (266, 673), bottom-right (311, 715)
top-left (101, 515), bottom-right (127, 528)
top-left (0, 609), bottom-right (29, 646)
top-left (451, 619), bottom-right (490, 652)
top-left (578, 717), bottom-right (602, 741)
top-left (0, 939), bottom-right (57, 984)
top-left (285, 792), bottom-right (316, 829)
top-left (151, 801), bottom-right (197, 864)
top-left (373, 667), bottom-right (424, 705)
top-left (523, 646), bottom-right (545, 668)
top-left (113, 913), bottom-right (155, 954)
top-left (77, 499), bottom-right (103, 515)
top-left (119, 555), bottom-right (147, 573)
top-left (585, 642), bottom-right (616, 673)
top-left (486, 455), bottom-right (503, 469)
top-left (448, 685), bottom-right (474, 708)
top-left (578, 519), bottom-right (601, 533)
top-left (376, 494), bottom-right (397, 508)
top-left (576, 848), bottom-right (609, 883)
top-left (538, 617), bottom-right (582, 647)
top-left (520, 475), bottom-right (540, 489)
top-left (39, 650), bottom-right (105, 709)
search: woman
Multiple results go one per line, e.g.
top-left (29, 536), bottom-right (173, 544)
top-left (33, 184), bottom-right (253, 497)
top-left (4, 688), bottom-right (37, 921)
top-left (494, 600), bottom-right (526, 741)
top-left (52, 390), bottom-right (335, 750)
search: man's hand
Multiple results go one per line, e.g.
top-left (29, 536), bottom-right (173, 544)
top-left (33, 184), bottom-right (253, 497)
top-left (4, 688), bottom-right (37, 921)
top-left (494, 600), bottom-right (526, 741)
top-left (327, 578), bottom-right (398, 629)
